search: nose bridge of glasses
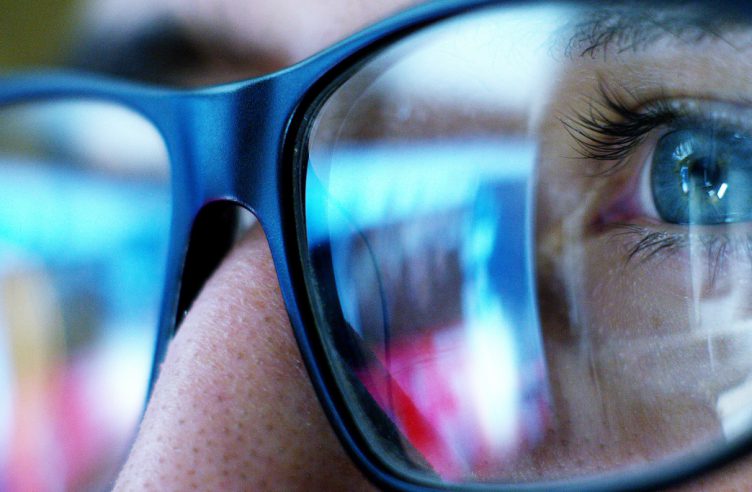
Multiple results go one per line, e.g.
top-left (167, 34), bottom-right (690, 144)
top-left (175, 76), bottom-right (300, 217)
top-left (165, 77), bottom-right (301, 326)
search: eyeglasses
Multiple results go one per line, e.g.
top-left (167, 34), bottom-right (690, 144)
top-left (4, 0), bottom-right (752, 490)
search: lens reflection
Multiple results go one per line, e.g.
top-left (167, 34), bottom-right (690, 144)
top-left (0, 100), bottom-right (170, 490)
top-left (303, 2), bottom-right (752, 487)
top-left (306, 140), bottom-right (548, 479)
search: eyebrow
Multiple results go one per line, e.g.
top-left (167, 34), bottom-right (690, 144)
top-left (564, 4), bottom-right (752, 59)
top-left (72, 21), bottom-right (205, 85)
top-left (71, 19), bottom-right (283, 86)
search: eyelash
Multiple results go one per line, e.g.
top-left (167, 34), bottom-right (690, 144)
top-left (611, 224), bottom-right (752, 285)
top-left (561, 82), bottom-right (677, 174)
top-left (561, 81), bottom-right (752, 270)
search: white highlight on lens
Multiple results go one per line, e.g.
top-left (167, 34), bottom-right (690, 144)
top-left (462, 210), bottom-right (521, 455)
top-left (16, 102), bottom-right (169, 177)
top-left (375, 5), bottom-right (572, 112)
top-left (717, 182), bottom-right (728, 199)
top-left (718, 375), bottom-right (752, 441)
top-left (84, 323), bottom-right (153, 438)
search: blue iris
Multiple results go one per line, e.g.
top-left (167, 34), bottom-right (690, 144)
top-left (651, 128), bottom-right (752, 225)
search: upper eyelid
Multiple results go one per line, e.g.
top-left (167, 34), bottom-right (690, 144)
top-left (560, 84), bottom-right (752, 175)
top-left (559, 85), bottom-right (673, 171)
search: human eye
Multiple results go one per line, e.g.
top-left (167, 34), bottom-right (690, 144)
top-left (650, 124), bottom-right (752, 225)
top-left (562, 84), bottom-right (752, 268)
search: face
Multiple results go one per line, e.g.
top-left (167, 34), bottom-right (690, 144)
top-left (529, 13), bottom-right (752, 478)
top-left (16, 0), bottom-right (752, 490)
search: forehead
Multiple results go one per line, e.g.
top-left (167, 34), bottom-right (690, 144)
top-left (84, 0), bottom-right (422, 69)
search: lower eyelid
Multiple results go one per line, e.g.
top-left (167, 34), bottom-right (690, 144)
top-left (606, 224), bottom-right (687, 264)
top-left (604, 221), bottom-right (752, 272)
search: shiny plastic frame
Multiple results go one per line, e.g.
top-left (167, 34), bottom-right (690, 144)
top-left (2, 0), bottom-right (751, 490)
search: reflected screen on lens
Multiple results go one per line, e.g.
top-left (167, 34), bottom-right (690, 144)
top-left (0, 100), bottom-right (170, 491)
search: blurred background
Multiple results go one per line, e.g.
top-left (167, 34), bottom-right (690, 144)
top-left (0, 0), bottom-right (81, 69)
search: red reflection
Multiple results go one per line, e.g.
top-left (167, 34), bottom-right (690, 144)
top-left (1, 269), bottom-right (129, 491)
top-left (358, 324), bottom-right (550, 480)
top-left (4, 354), bottom-right (125, 491)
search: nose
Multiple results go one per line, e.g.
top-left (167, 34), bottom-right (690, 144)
top-left (113, 225), bottom-right (373, 491)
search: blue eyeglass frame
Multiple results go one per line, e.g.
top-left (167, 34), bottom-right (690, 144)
top-left (3, 0), bottom-right (752, 490)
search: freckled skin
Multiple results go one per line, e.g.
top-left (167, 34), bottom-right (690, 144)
top-left (114, 227), bottom-right (375, 491)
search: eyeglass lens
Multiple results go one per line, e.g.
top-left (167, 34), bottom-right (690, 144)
top-left (303, 2), bottom-right (752, 486)
top-left (0, 100), bottom-right (171, 490)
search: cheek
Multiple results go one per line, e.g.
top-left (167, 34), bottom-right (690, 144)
top-left (537, 216), bottom-right (752, 466)
top-left (533, 139), bottom-right (752, 473)
top-left (577, 232), bottom-right (752, 394)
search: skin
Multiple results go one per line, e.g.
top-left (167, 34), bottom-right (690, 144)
top-left (534, 30), bottom-right (752, 485)
top-left (114, 227), bottom-right (373, 490)
top-left (83, 0), bottom-right (752, 490)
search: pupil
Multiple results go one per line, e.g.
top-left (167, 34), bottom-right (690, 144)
top-left (684, 156), bottom-right (725, 196)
